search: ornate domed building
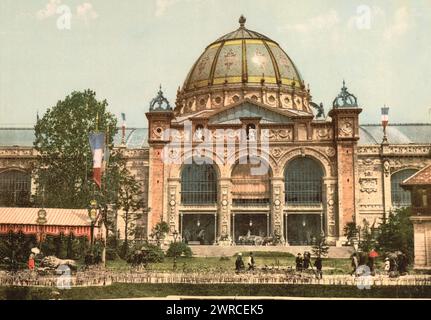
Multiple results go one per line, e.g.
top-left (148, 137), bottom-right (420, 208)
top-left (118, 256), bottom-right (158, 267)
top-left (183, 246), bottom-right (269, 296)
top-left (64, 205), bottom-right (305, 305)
top-left (1, 17), bottom-right (431, 260)
top-left (144, 16), bottom-right (431, 248)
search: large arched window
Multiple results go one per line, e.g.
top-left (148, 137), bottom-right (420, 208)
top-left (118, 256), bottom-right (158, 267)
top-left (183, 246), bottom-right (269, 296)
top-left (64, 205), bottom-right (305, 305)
top-left (231, 159), bottom-right (270, 206)
top-left (181, 162), bottom-right (217, 205)
top-left (391, 169), bottom-right (417, 207)
top-left (285, 157), bottom-right (324, 205)
top-left (0, 170), bottom-right (31, 207)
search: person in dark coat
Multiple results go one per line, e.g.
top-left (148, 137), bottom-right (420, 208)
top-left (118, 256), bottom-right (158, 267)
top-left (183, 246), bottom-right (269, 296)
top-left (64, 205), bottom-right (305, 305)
top-left (314, 256), bottom-right (323, 279)
top-left (398, 253), bottom-right (408, 275)
top-left (303, 252), bottom-right (311, 270)
top-left (235, 253), bottom-right (245, 273)
top-left (295, 253), bottom-right (303, 272)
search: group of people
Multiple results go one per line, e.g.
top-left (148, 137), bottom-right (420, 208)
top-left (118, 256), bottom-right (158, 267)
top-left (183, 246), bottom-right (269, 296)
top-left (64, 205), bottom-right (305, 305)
top-left (351, 249), bottom-right (408, 277)
top-left (295, 252), bottom-right (323, 279)
top-left (235, 252), bottom-right (255, 273)
top-left (235, 251), bottom-right (323, 279)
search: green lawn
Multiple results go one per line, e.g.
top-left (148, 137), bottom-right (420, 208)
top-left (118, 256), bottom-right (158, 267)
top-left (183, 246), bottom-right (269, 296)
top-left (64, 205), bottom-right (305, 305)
top-left (106, 252), bottom-right (353, 274)
top-left (1, 283), bottom-right (430, 300)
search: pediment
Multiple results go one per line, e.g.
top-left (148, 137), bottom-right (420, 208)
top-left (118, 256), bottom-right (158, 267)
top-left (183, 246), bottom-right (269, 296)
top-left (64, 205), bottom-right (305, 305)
top-left (208, 99), bottom-right (297, 125)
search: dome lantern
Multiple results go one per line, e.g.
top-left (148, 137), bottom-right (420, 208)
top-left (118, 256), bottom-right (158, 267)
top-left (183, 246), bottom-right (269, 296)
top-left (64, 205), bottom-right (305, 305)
top-left (149, 85), bottom-right (172, 112)
top-left (239, 15), bottom-right (246, 28)
top-left (332, 80), bottom-right (358, 109)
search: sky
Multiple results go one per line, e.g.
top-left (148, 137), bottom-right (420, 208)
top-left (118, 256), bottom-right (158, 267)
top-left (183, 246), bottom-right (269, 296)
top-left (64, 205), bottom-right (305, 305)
top-left (1, 0), bottom-right (431, 127)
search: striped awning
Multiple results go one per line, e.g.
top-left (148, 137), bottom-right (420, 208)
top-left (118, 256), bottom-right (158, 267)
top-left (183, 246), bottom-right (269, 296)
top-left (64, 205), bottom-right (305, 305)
top-left (0, 207), bottom-right (91, 227)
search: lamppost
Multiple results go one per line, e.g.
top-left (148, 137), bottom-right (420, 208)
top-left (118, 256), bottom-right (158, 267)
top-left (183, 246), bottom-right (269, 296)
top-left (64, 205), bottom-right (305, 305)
top-left (88, 199), bottom-right (98, 252)
top-left (36, 208), bottom-right (47, 251)
top-left (172, 230), bottom-right (178, 271)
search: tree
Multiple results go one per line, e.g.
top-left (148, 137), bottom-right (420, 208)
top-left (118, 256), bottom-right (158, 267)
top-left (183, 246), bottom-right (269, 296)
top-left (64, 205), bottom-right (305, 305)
top-left (150, 221), bottom-right (170, 247)
top-left (34, 90), bottom-right (148, 263)
top-left (358, 219), bottom-right (377, 253)
top-left (0, 231), bottom-right (37, 270)
top-left (343, 222), bottom-right (359, 246)
top-left (311, 233), bottom-right (329, 258)
top-left (34, 89), bottom-right (118, 208)
top-left (166, 242), bottom-right (192, 258)
top-left (117, 166), bottom-right (145, 256)
top-left (376, 208), bottom-right (414, 262)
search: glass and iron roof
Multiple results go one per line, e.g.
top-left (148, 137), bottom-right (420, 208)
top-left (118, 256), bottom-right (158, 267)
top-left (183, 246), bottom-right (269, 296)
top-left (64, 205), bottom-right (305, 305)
top-left (1, 125), bottom-right (430, 148)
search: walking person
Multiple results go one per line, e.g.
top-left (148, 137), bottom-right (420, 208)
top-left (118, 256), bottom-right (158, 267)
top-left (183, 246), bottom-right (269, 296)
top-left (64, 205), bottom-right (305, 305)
top-left (384, 257), bottom-right (390, 274)
top-left (314, 256), bottom-right (323, 279)
top-left (28, 253), bottom-right (35, 271)
top-left (368, 248), bottom-right (378, 273)
top-left (247, 252), bottom-right (255, 271)
top-left (295, 253), bottom-right (303, 272)
top-left (303, 251), bottom-right (311, 270)
top-left (351, 253), bottom-right (359, 276)
top-left (235, 253), bottom-right (244, 273)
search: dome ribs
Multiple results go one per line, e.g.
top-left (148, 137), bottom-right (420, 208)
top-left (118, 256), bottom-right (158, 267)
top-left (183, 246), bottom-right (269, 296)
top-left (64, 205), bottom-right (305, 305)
top-left (263, 40), bottom-right (282, 85)
top-left (241, 39), bottom-right (248, 83)
top-left (208, 41), bottom-right (225, 86)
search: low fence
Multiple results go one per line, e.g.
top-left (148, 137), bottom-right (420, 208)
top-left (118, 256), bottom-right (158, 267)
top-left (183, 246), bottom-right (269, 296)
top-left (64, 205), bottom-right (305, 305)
top-left (1, 270), bottom-right (431, 288)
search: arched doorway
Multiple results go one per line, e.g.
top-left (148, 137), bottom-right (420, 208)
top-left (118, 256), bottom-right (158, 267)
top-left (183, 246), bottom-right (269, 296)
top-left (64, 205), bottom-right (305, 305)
top-left (0, 170), bottom-right (31, 207)
top-left (284, 157), bottom-right (324, 245)
top-left (180, 161), bottom-right (218, 244)
top-left (231, 158), bottom-right (271, 244)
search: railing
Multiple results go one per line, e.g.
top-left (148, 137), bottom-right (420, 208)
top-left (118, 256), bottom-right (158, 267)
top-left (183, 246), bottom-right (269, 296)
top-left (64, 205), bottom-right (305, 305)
top-left (1, 270), bottom-right (431, 287)
top-left (411, 206), bottom-right (431, 216)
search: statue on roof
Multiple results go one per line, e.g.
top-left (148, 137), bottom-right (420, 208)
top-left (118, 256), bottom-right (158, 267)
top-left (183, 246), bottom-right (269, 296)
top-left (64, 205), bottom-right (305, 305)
top-left (310, 101), bottom-right (325, 119)
top-left (149, 85), bottom-right (172, 112)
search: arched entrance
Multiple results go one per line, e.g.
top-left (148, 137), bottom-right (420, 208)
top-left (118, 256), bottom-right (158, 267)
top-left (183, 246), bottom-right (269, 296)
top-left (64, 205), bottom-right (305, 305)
top-left (231, 158), bottom-right (271, 244)
top-left (284, 157), bottom-right (324, 245)
top-left (180, 161), bottom-right (218, 244)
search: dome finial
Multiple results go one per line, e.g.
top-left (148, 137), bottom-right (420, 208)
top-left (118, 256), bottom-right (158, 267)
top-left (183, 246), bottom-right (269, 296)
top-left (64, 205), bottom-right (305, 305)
top-left (239, 15), bottom-right (246, 27)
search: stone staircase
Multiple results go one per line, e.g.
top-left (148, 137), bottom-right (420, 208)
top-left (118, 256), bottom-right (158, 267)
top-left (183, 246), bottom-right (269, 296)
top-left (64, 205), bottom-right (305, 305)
top-left (188, 245), bottom-right (354, 258)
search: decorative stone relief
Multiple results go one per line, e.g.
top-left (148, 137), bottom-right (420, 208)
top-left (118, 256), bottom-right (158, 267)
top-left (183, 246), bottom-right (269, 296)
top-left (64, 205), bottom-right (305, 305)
top-left (338, 119), bottom-right (353, 137)
top-left (359, 178), bottom-right (378, 193)
top-left (151, 121), bottom-right (167, 140)
top-left (261, 128), bottom-right (292, 141)
top-left (220, 186), bottom-right (230, 236)
top-left (168, 186), bottom-right (177, 228)
top-left (326, 182), bottom-right (337, 237)
top-left (271, 184), bottom-right (283, 239)
top-left (325, 147), bottom-right (336, 158)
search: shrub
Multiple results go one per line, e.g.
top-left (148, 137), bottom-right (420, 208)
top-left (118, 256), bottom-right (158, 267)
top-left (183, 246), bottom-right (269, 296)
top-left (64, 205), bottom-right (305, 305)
top-left (166, 242), bottom-right (192, 258)
top-left (343, 222), bottom-right (358, 246)
top-left (127, 243), bottom-right (164, 266)
top-left (376, 208), bottom-right (414, 263)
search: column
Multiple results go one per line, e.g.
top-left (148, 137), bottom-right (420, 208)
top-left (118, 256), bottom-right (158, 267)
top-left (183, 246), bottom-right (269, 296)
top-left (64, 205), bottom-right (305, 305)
top-left (214, 212), bottom-right (217, 245)
top-left (266, 213), bottom-right (270, 237)
top-left (323, 177), bottom-right (337, 245)
top-left (270, 177), bottom-right (285, 244)
top-left (219, 178), bottom-right (232, 245)
top-left (232, 213), bottom-right (236, 245)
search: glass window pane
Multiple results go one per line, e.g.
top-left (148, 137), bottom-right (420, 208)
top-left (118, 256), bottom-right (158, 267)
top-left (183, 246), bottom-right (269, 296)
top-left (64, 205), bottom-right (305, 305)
top-left (391, 169), bottom-right (417, 207)
top-left (285, 158), bottom-right (323, 205)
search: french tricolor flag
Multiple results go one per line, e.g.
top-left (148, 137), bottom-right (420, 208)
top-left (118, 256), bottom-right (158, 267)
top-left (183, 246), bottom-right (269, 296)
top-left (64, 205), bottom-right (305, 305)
top-left (381, 106), bottom-right (389, 128)
top-left (89, 132), bottom-right (105, 188)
